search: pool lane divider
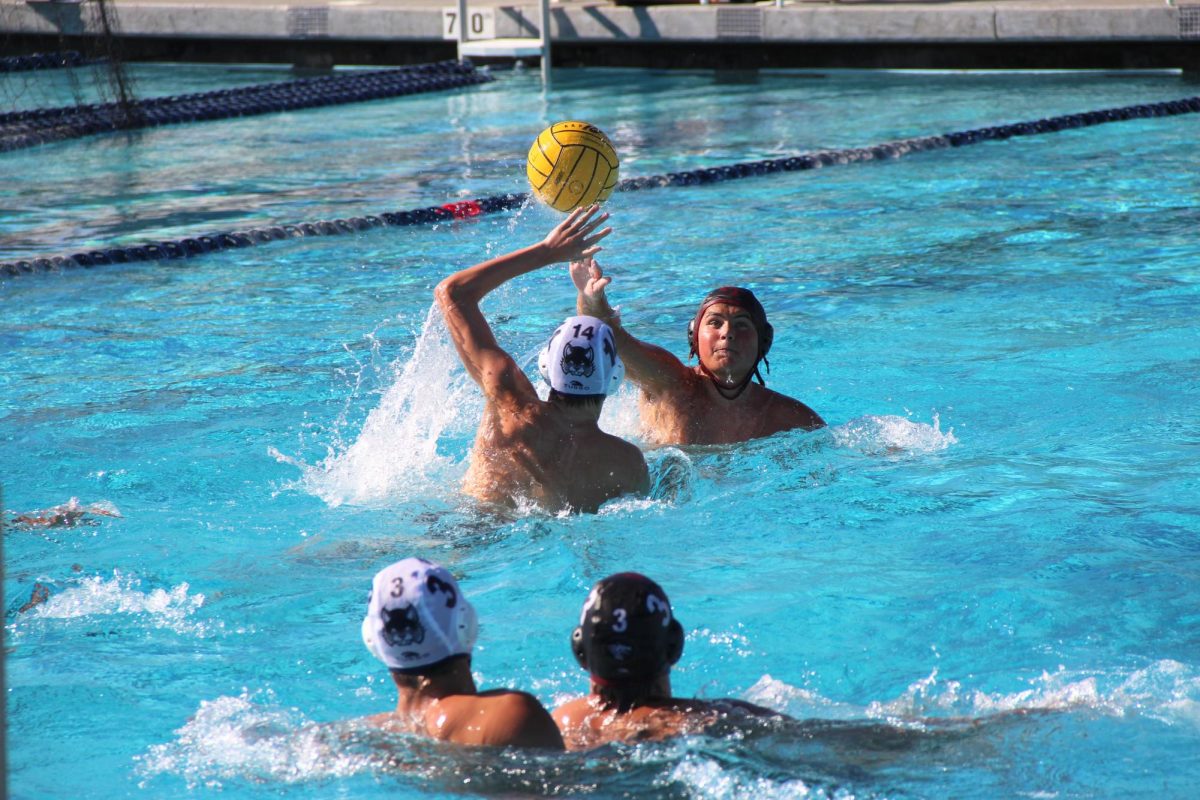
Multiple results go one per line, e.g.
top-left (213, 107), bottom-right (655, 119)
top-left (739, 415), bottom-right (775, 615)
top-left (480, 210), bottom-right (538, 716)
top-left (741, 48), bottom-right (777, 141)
top-left (1, 51), bottom-right (99, 73)
top-left (4, 94), bottom-right (1198, 278)
top-left (0, 60), bottom-right (492, 152)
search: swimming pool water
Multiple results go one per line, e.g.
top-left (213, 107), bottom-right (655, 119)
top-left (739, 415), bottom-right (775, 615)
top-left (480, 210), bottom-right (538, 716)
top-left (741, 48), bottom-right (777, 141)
top-left (3, 66), bottom-right (1199, 799)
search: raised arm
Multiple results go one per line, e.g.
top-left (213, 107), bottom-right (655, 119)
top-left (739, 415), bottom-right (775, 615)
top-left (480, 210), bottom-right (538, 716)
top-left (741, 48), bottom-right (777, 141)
top-left (571, 257), bottom-right (694, 393)
top-left (436, 206), bottom-right (611, 405)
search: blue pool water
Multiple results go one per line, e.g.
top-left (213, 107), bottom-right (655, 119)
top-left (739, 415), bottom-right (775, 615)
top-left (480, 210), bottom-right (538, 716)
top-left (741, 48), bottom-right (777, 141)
top-left (3, 66), bottom-right (1199, 798)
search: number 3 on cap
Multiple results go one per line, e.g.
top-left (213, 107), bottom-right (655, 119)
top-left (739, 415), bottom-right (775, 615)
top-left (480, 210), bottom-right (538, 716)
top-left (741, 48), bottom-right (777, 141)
top-left (646, 594), bottom-right (671, 626)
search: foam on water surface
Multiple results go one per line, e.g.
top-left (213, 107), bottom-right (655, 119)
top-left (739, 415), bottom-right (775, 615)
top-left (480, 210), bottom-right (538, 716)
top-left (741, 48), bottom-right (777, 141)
top-left (12, 569), bottom-right (214, 637)
top-left (136, 689), bottom-right (368, 788)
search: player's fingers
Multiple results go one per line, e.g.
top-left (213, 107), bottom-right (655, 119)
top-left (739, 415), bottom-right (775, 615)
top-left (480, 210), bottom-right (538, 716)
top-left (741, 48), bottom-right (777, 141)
top-left (584, 226), bottom-right (613, 246)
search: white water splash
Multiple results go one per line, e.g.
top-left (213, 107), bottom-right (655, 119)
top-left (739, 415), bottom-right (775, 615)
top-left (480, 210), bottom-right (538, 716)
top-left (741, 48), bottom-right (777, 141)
top-left (864, 666), bottom-right (1107, 721)
top-left (20, 570), bottom-right (211, 636)
top-left (284, 306), bottom-right (480, 508)
top-left (596, 382), bottom-right (644, 443)
top-left (137, 689), bottom-right (370, 788)
top-left (667, 754), bottom-right (852, 800)
top-left (831, 413), bottom-right (957, 456)
top-left (280, 300), bottom-right (651, 510)
top-left (746, 675), bottom-right (865, 720)
top-left (963, 661), bottom-right (1200, 727)
top-left (749, 661), bottom-right (1200, 728)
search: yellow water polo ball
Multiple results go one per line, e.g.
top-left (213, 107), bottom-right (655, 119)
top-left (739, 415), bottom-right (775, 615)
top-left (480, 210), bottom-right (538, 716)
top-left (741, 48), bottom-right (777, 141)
top-left (526, 121), bottom-right (619, 212)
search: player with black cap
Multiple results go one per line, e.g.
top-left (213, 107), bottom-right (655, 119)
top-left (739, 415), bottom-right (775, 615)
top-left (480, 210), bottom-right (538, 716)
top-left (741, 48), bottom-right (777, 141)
top-left (553, 573), bottom-right (780, 750)
top-left (570, 257), bottom-right (824, 445)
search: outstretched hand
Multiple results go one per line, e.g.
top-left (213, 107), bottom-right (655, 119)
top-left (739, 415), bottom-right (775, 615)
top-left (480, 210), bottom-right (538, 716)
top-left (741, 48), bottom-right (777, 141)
top-left (570, 256), bottom-right (619, 323)
top-left (541, 204), bottom-right (611, 264)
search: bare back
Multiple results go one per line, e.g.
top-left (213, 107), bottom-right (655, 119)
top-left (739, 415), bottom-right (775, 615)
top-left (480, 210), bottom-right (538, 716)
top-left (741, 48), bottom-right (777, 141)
top-left (435, 208), bottom-right (648, 513)
top-left (464, 395), bottom-right (648, 513)
top-left (367, 690), bottom-right (565, 749)
top-left (553, 695), bottom-right (778, 751)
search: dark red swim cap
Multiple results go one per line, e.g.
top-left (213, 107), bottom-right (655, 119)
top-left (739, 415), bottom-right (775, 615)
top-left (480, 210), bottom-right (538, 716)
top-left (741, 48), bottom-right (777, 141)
top-left (571, 573), bottom-right (684, 682)
top-left (687, 286), bottom-right (774, 365)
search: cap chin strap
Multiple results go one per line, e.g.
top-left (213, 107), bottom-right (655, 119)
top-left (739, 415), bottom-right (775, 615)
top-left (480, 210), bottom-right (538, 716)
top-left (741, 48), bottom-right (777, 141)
top-left (699, 356), bottom-right (768, 401)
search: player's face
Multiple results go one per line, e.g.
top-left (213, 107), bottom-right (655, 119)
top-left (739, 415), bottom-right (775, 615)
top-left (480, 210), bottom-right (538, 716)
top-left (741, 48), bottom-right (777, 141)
top-left (697, 303), bottom-right (758, 380)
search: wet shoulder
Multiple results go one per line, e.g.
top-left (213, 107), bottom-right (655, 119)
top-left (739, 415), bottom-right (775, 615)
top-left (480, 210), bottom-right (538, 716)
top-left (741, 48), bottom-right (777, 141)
top-left (458, 690), bottom-right (565, 749)
top-left (757, 386), bottom-right (825, 432)
top-left (552, 696), bottom-right (593, 725)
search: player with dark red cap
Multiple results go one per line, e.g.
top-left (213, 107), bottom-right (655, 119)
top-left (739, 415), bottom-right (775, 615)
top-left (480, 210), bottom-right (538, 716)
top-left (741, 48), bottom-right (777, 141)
top-left (553, 573), bottom-right (780, 750)
top-left (571, 258), bottom-right (824, 445)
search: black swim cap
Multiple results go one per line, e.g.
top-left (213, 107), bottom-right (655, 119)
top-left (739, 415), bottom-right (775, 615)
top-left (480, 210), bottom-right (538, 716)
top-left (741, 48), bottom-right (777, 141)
top-left (686, 286), bottom-right (774, 366)
top-left (571, 573), bottom-right (684, 683)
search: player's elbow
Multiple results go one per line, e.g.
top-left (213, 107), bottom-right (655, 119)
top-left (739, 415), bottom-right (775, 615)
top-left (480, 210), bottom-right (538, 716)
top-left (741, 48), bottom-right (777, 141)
top-left (435, 276), bottom-right (470, 318)
top-left (434, 277), bottom-right (456, 309)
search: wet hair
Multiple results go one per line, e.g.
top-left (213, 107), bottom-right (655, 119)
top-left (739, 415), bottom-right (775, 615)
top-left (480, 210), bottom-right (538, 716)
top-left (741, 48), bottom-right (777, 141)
top-left (591, 676), bottom-right (665, 712)
top-left (389, 653), bottom-right (470, 685)
top-left (548, 388), bottom-right (604, 412)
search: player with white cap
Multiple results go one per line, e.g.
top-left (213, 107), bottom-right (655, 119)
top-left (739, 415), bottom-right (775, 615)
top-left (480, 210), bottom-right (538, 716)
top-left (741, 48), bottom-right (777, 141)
top-left (359, 557), bottom-right (564, 749)
top-left (436, 204), bottom-right (648, 512)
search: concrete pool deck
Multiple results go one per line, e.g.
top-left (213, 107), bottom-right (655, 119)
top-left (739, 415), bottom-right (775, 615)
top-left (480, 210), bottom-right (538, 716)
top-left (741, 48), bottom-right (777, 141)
top-left (2, 0), bottom-right (1198, 70)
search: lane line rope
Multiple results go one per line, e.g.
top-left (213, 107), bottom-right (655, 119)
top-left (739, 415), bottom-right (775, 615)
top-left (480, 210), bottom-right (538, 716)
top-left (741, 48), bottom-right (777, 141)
top-left (4, 93), bottom-right (1197, 277)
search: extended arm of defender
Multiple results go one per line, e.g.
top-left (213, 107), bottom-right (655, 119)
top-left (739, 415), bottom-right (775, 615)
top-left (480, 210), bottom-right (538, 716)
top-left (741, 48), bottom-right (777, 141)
top-left (571, 258), bottom-right (693, 393)
top-left (437, 207), bottom-right (611, 404)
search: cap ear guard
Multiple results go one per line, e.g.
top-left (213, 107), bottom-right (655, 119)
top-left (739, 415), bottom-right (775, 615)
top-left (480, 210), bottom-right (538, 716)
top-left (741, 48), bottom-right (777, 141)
top-left (538, 342), bottom-right (552, 385)
top-left (666, 617), bottom-right (684, 665)
top-left (571, 624), bottom-right (588, 670)
top-left (456, 600), bottom-right (480, 655)
top-left (606, 343), bottom-right (626, 394)
top-left (539, 325), bottom-right (563, 386)
top-left (362, 589), bottom-right (383, 661)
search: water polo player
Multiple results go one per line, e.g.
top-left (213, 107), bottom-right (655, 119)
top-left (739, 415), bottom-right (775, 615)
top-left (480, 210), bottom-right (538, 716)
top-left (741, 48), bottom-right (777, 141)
top-left (359, 557), bottom-right (564, 748)
top-left (571, 258), bottom-right (824, 444)
top-left (436, 205), bottom-right (648, 512)
top-left (553, 573), bottom-right (780, 750)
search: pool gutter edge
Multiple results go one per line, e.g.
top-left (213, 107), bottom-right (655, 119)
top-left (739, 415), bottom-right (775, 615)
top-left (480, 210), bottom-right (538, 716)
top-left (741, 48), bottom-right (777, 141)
top-left (2, 0), bottom-right (1198, 71)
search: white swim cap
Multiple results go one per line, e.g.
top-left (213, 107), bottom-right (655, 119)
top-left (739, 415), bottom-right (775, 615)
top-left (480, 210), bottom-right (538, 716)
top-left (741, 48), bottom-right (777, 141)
top-left (538, 315), bottom-right (625, 396)
top-left (361, 558), bottom-right (478, 671)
